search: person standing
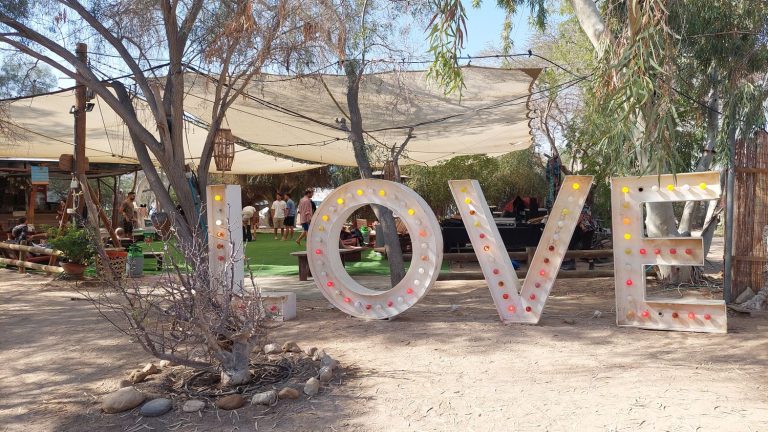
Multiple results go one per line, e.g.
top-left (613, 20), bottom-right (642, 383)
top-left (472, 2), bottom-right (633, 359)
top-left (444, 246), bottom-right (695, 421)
top-left (120, 191), bottom-right (137, 237)
top-left (295, 188), bottom-right (314, 246)
top-left (242, 205), bottom-right (256, 242)
top-left (283, 192), bottom-right (296, 241)
top-left (271, 192), bottom-right (287, 240)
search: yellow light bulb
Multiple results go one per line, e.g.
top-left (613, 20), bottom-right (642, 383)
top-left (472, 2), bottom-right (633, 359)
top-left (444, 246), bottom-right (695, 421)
top-left (318, 226), bottom-right (325, 232)
top-left (624, 248), bottom-right (632, 255)
top-left (624, 233), bottom-right (632, 240)
top-left (214, 194), bottom-right (222, 201)
top-left (699, 183), bottom-right (707, 190)
top-left (460, 187), bottom-right (467, 193)
top-left (622, 202), bottom-right (630, 209)
top-left (356, 189), bottom-right (364, 196)
top-left (322, 215), bottom-right (329, 221)
top-left (378, 189), bottom-right (386, 196)
top-left (337, 198), bottom-right (344, 205)
top-left (621, 186), bottom-right (629, 193)
top-left (561, 209), bottom-right (570, 216)
top-left (572, 183), bottom-right (580, 190)
top-left (474, 221), bottom-right (481, 227)
top-left (407, 208), bottom-right (415, 216)
top-left (464, 197), bottom-right (471, 204)
top-left (667, 184), bottom-right (675, 191)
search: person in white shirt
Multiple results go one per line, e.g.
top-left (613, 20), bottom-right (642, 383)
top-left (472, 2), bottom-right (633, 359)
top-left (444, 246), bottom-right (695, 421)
top-left (242, 205), bottom-right (256, 242)
top-left (271, 192), bottom-right (287, 240)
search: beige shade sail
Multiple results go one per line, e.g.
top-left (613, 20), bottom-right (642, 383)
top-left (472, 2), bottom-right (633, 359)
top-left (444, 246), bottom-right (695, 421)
top-left (0, 89), bottom-right (323, 174)
top-left (182, 66), bottom-right (540, 167)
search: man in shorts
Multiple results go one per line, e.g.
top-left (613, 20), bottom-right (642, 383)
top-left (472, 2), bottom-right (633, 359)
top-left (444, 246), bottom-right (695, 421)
top-left (271, 192), bottom-right (287, 240)
top-left (295, 188), bottom-right (314, 246)
top-left (283, 192), bottom-right (296, 241)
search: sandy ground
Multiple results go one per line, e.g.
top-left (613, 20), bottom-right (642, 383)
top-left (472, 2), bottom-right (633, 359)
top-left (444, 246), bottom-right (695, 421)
top-left (1, 244), bottom-right (767, 431)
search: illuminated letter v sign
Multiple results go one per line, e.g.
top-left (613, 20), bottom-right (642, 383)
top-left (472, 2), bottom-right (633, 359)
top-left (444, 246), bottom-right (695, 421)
top-left (449, 176), bottom-right (594, 324)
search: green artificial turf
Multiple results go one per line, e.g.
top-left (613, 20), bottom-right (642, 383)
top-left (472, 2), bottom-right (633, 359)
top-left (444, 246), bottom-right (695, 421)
top-left (121, 232), bottom-right (448, 277)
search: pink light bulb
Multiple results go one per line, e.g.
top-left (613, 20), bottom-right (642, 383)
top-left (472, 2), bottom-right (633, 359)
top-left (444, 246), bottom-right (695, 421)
top-left (626, 279), bottom-right (633, 286)
top-left (539, 269), bottom-right (546, 276)
top-left (493, 268), bottom-right (500, 275)
top-left (525, 306), bottom-right (532, 312)
top-left (508, 305), bottom-right (516, 313)
top-left (684, 249), bottom-right (692, 255)
top-left (688, 312), bottom-right (695, 319)
top-left (315, 249), bottom-right (322, 255)
top-left (669, 248), bottom-right (677, 254)
top-left (529, 293), bottom-right (536, 300)
top-left (502, 293), bottom-right (509, 299)
top-left (406, 288), bottom-right (414, 295)
top-left (344, 297), bottom-right (351, 303)
top-left (326, 281), bottom-right (334, 287)
top-left (534, 282), bottom-right (541, 288)
top-left (365, 304), bottom-right (372, 310)
top-left (479, 233), bottom-right (486, 239)
top-left (641, 310), bottom-right (650, 318)
top-left (639, 248), bottom-right (647, 255)
top-left (387, 301), bottom-right (394, 307)
top-left (654, 248), bottom-right (661, 255)
top-left (704, 313), bottom-right (711, 320)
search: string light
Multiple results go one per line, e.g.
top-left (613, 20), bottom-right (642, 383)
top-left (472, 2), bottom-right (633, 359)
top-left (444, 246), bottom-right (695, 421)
top-left (408, 208), bottom-right (415, 215)
top-left (624, 233), bottom-right (632, 240)
top-left (214, 194), bottom-right (222, 201)
top-left (621, 186), bottom-right (629, 193)
top-left (356, 189), bottom-right (364, 195)
top-left (699, 183), bottom-right (707, 190)
top-left (322, 215), bottom-right (329, 221)
top-left (572, 183), bottom-right (580, 190)
top-left (337, 198), bottom-right (344, 205)
top-left (667, 184), bottom-right (675, 191)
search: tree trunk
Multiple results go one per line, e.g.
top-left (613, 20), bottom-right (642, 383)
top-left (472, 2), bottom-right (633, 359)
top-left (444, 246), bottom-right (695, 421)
top-left (219, 340), bottom-right (252, 386)
top-left (679, 79), bottom-right (720, 234)
top-left (344, 61), bottom-right (406, 286)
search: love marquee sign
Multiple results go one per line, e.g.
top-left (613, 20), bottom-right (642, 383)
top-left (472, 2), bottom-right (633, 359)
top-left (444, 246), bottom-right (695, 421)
top-left (305, 172), bottom-right (726, 333)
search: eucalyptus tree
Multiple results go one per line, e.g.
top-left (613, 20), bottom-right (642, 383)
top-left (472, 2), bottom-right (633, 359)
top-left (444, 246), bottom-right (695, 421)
top-left (427, 0), bottom-right (768, 283)
top-left (286, 0), bottom-right (432, 285)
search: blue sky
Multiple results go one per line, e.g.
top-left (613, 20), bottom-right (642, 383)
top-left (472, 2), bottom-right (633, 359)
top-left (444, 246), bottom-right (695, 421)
top-left (462, 4), bottom-right (534, 56)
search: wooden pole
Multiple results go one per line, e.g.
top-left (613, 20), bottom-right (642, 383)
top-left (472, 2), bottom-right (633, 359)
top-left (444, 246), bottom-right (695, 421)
top-left (0, 258), bottom-right (64, 273)
top-left (74, 43), bottom-right (88, 214)
top-left (27, 185), bottom-right (35, 225)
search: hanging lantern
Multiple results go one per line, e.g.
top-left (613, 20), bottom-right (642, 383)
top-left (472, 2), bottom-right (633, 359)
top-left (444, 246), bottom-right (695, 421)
top-left (213, 128), bottom-right (235, 171)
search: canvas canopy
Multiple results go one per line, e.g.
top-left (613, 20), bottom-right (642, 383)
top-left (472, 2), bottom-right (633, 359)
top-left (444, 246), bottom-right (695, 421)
top-left (182, 66), bottom-right (540, 166)
top-left (0, 89), bottom-right (323, 174)
top-left (1, 66), bottom-right (538, 174)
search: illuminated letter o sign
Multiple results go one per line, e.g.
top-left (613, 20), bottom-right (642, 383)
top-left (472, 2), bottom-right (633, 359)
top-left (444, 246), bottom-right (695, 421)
top-left (307, 179), bottom-right (443, 319)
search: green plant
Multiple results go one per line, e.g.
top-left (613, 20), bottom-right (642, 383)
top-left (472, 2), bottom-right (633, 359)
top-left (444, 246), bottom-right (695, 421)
top-left (47, 226), bottom-right (95, 264)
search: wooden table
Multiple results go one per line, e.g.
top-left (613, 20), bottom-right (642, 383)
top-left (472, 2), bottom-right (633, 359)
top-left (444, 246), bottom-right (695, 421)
top-left (290, 247), bottom-right (364, 281)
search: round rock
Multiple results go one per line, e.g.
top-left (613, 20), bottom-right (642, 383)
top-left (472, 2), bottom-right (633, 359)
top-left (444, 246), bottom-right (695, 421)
top-left (182, 399), bottom-right (206, 413)
top-left (102, 387), bottom-right (146, 414)
top-left (215, 394), bottom-right (246, 410)
top-left (282, 341), bottom-right (302, 353)
top-left (139, 398), bottom-right (172, 417)
top-left (251, 390), bottom-right (278, 406)
top-left (278, 387), bottom-right (300, 400)
top-left (318, 366), bottom-right (333, 383)
top-left (263, 343), bottom-right (282, 355)
top-left (304, 377), bottom-right (320, 396)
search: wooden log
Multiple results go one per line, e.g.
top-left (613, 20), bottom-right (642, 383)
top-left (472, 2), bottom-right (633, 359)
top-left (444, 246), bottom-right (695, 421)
top-left (438, 270), bottom-right (614, 280)
top-left (0, 257), bottom-right (64, 273)
top-left (0, 243), bottom-right (62, 256)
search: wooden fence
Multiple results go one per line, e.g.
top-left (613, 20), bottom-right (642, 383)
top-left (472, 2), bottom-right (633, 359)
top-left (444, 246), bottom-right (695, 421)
top-left (732, 131), bottom-right (768, 299)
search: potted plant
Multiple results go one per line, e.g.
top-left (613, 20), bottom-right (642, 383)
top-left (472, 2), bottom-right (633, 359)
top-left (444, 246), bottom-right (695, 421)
top-left (125, 242), bottom-right (144, 278)
top-left (47, 226), bottom-right (94, 279)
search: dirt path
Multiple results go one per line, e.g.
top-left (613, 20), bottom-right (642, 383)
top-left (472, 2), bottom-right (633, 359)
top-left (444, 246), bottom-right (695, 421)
top-left (1, 269), bottom-right (766, 431)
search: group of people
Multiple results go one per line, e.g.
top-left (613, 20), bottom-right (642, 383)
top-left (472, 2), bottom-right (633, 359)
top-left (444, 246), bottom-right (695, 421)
top-left (241, 189), bottom-right (316, 245)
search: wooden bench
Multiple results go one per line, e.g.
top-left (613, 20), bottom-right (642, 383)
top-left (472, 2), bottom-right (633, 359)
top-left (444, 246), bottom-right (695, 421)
top-left (290, 247), bottom-right (365, 281)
